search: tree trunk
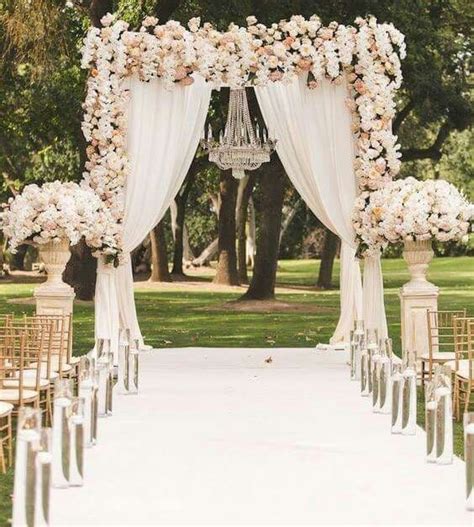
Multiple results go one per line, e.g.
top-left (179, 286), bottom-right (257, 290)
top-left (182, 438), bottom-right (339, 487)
top-left (170, 161), bottom-right (200, 276)
top-left (240, 159), bottom-right (286, 300)
top-left (246, 197), bottom-right (256, 267)
top-left (279, 198), bottom-right (302, 244)
top-left (10, 244), bottom-right (28, 271)
top-left (182, 224), bottom-right (193, 262)
top-left (317, 228), bottom-right (339, 289)
top-left (213, 170), bottom-right (239, 285)
top-left (149, 221), bottom-right (171, 282)
top-left (192, 238), bottom-right (218, 267)
top-left (89, 0), bottom-right (114, 28)
top-left (170, 199), bottom-right (186, 276)
top-left (63, 238), bottom-right (97, 300)
top-left (235, 174), bottom-right (255, 284)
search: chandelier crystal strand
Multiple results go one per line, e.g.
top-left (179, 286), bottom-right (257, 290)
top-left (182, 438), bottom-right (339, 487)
top-left (201, 89), bottom-right (276, 180)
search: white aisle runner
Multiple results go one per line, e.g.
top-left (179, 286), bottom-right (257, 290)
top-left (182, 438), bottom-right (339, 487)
top-left (51, 348), bottom-right (471, 525)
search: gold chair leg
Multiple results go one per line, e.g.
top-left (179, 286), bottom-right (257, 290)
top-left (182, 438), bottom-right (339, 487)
top-left (7, 413), bottom-right (12, 467)
top-left (453, 380), bottom-right (459, 420)
top-left (0, 440), bottom-right (5, 474)
top-left (465, 381), bottom-right (472, 415)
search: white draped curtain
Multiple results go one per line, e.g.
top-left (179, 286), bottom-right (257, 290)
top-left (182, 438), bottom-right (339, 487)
top-left (95, 75), bottom-right (212, 354)
top-left (94, 72), bottom-right (388, 351)
top-left (256, 76), bottom-right (387, 342)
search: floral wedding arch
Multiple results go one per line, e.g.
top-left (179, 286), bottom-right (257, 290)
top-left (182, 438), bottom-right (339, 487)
top-left (79, 13), bottom-right (406, 351)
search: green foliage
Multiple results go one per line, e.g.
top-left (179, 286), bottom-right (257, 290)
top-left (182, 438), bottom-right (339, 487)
top-left (0, 0), bottom-right (472, 259)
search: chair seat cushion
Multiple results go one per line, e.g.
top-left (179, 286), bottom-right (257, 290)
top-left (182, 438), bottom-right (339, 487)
top-left (30, 360), bottom-right (72, 374)
top-left (420, 352), bottom-right (456, 362)
top-left (0, 389), bottom-right (38, 404)
top-left (443, 359), bottom-right (468, 371)
top-left (23, 367), bottom-right (59, 382)
top-left (3, 377), bottom-right (50, 389)
top-left (0, 401), bottom-right (13, 417)
top-left (456, 363), bottom-right (474, 381)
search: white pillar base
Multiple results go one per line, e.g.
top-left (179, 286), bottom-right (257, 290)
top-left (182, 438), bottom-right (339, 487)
top-left (399, 282), bottom-right (438, 365)
top-left (34, 286), bottom-right (75, 317)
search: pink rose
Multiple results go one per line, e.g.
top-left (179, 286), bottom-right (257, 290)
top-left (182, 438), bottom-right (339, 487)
top-left (297, 58), bottom-right (312, 71)
top-left (174, 66), bottom-right (188, 80)
top-left (179, 76), bottom-right (195, 86)
top-left (269, 70), bottom-right (283, 82)
top-left (354, 79), bottom-right (367, 94)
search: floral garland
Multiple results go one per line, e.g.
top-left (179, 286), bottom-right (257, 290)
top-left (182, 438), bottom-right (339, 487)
top-left (81, 14), bottom-right (406, 260)
top-left (353, 177), bottom-right (474, 255)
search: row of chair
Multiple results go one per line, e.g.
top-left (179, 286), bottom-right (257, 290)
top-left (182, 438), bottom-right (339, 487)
top-left (420, 309), bottom-right (473, 419)
top-left (0, 313), bottom-right (77, 473)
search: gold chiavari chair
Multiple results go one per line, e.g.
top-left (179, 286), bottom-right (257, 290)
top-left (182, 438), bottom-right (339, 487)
top-left (0, 330), bottom-right (40, 414)
top-left (0, 314), bottom-right (13, 329)
top-left (454, 319), bottom-right (474, 420)
top-left (30, 315), bottom-right (76, 378)
top-left (21, 317), bottom-right (57, 383)
top-left (0, 401), bottom-right (13, 473)
top-left (4, 322), bottom-right (54, 424)
top-left (421, 309), bottom-right (467, 385)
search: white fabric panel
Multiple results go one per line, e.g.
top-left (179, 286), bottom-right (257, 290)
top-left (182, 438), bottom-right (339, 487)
top-left (95, 75), bottom-right (212, 347)
top-left (332, 243), bottom-right (363, 343)
top-left (256, 77), bottom-right (363, 342)
top-left (363, 253), bottom-right (389, 339)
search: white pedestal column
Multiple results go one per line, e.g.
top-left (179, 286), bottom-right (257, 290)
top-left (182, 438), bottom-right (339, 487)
top-left (33, 240), bottom-right (75, 317)
top-left (399, 239), bottom-right (438, 365)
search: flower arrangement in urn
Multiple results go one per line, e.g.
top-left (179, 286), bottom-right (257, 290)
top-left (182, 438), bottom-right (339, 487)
top-left (0, 181), bottom-right (119, 261)
top-left (353, 177), bottom-right (473, 256)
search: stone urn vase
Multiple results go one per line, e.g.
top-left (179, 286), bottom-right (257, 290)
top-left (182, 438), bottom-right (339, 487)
top-left (35, 239), bottom-right (74, 295)
top-left (400, 238), bottom-right (439, 367)
top-left (402, 239), bottom-right (435, 291)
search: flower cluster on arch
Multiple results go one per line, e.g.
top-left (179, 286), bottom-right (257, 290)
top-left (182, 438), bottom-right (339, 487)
top-left (81, 13), bottom-right (406, 259)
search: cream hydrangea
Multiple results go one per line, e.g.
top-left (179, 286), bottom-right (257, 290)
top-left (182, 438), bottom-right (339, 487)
top-left (0, 181), bottom-right (120, 261)
top-left (353, 177), bottom-right (474, 255)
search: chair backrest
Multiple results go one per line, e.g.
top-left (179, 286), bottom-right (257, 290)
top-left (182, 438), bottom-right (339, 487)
top-left (453, 316), bottom-right (474, 368)
top-left (32, 314), bottom-right (71, 363)
top-left (0, 330), bottom-right (28, 406)
top-left (8, 323), bottom-right (50, 392)
top-left (0, 314), bottom-right (13, 329)
top-left (426, 309), bottom-right (467, 356)
top-left (24, 316), bottom-right (58, 376)
top-left (468, 320), bottom-right (474, 381)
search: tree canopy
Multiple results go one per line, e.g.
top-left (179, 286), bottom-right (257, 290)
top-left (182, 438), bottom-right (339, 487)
top-left (0, 0), bottom-right (472, 266)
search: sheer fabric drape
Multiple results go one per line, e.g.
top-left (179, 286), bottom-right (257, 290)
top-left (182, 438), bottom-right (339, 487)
top-left (95, 75), bottom-right (212, 352)
top-left (363, 254), bottom-right (388, 339)
top-left (256, 76), bottom-right (370, 343)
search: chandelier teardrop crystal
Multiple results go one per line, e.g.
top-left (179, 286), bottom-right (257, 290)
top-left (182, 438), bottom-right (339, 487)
top-left (201, 89), bottom-right (276, 180)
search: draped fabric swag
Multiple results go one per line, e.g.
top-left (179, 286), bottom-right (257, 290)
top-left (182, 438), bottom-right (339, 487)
top-left (256, 76), bottom-right (387, 342)
top-left (94, 75), bottom-right (212, 354)
top-left (94, 73), bottom-right (388, 351)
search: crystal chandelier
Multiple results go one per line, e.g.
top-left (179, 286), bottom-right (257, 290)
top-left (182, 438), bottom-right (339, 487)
top-left (201, 89), bottom-right (276, 180)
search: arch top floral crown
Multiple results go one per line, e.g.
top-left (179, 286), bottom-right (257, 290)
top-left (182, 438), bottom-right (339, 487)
top-left (81, 13), bottom-right (406, 261)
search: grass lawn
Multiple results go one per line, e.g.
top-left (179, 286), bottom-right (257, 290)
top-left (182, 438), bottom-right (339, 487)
top-left (0, 257), bottom-right (472, 525)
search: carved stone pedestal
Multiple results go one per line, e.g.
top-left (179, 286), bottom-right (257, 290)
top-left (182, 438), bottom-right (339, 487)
top-left (33, 240), bottom-right (75, 317)
top-left (399, 239), bottom-right (438, 365)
